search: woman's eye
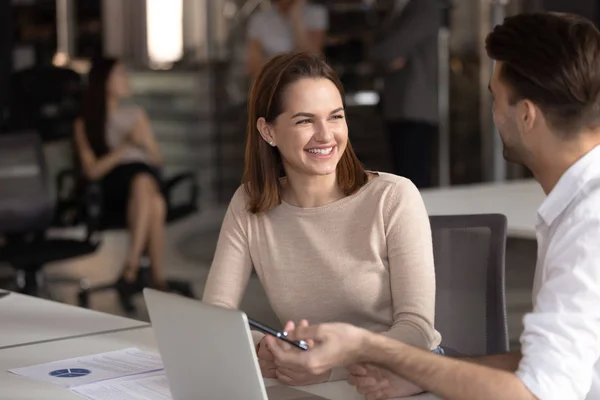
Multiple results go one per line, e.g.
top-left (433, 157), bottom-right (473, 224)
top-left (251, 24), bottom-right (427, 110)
top-left (296, 119), bottom-right (311, 125)
top-left (331, 114), bottom-right (344, 120)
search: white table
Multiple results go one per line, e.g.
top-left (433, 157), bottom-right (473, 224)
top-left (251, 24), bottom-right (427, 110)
top-left (0, 291), bottom-right (148, 349)
top-left (421, 179), bottom-right (545, 239)
top-left (0, 326), bottom-right (438, 400)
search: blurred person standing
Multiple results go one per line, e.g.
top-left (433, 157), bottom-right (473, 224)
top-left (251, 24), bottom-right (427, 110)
top-left (246, 0), bottom-right (328, 78)
top-left (372, 0), bottom-right (442, 188)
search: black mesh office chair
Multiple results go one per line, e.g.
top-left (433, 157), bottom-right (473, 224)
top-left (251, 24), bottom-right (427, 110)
top-left (54, 165), bottom-right (199, 313)
top-left (0, 133), bottom-right (99, 297)
top-left (430, 214), bottom-right (509, 356)
top-left (7, 66), bottom-right (83, 142)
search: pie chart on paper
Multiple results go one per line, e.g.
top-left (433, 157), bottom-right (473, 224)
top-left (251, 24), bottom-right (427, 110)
top-left (49, 368), bottom-right (92, 378)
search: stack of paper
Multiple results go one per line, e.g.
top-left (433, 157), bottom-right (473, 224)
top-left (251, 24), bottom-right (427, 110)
top-left (9, 348), bottom-right (173, 400)
top-left (73, 371), bottom-right (172, 400)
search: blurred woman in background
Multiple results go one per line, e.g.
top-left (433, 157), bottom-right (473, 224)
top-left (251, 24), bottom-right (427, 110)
top-left (246, 0), bottom-right (328, 78)
top-left (73, 57), bottom-right (168, 292)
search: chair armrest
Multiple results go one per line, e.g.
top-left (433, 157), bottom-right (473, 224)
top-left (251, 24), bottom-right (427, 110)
top-left (81, 181), bottom-right (103, 242)
top-left (162, 171), bottom-right (199, 209)
top-left (53, 168), bottom-right (80, 226)
top-left (56, 168), bottom-right (78, 201)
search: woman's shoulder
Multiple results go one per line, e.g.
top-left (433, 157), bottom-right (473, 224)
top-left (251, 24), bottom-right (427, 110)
top-left (248, 8), bottom-right (272, 26)
top-left (365, 173), bottom-right (427, 223)
top-left (365, 172), bottom-right (424, 209)
top-left (367, 172), bottom-right (420, 196)
top-left (228, 184), bottom-right (251, 215)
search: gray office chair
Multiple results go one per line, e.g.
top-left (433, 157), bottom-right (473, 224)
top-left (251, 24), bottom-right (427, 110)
top-left (0, 132), bottom-right (98, 297)
top-left (430, 214), bottom-right (509, 356)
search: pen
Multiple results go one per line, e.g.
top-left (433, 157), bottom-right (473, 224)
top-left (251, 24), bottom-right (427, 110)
top-left (248, 318), bottom-right (309, 351)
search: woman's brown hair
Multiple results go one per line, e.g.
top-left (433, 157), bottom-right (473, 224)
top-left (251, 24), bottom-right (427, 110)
top-left (242, 52), bottom-right (368, 214)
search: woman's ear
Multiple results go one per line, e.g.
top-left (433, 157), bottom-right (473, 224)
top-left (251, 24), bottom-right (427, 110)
top-left (257, 117), bottom-right (276, 147)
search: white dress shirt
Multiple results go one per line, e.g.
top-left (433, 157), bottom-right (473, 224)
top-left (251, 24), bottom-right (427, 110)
top-left (516, 144), bottom-right (600, 399)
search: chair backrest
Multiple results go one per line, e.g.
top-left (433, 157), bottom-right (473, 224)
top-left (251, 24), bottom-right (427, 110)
top-left (430, 214), bottom-right (509, 356)
top-left (7, 66), bottom-right (83, 141)
top-left (0, 133), bottom-right (54, 234)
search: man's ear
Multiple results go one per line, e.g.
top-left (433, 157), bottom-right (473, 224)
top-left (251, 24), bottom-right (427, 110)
top-left (519, 99), bottom-right (537, 134)
top-left (257, 117), bottom-right (276, 147)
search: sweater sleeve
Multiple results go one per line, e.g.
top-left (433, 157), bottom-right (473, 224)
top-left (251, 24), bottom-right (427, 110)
top-left (380, 179), bottom-right (438, 349)
top-left (202, 186), bottom-right (254, 312)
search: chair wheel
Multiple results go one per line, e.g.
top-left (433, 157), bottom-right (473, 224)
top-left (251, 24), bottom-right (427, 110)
top-left (78, 290), bottom-right (90, 308)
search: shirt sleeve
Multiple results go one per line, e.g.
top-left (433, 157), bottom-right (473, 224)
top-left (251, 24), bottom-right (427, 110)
top-left (247, 12), bottom-right (263, 40)
top-left (516, 217), bottom-right (600, 400)
top-left (202, 186), bottom-right (254, 312)
top-left (304, 5), bottom-right (328, 31)
top-left (379, 179), bottom-right (438, 350)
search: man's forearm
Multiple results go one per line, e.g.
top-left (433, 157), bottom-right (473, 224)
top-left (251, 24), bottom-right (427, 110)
top-left (362, 334), bottom-right (535, 400)
top-left (463, 351), bottom-right (522, 372)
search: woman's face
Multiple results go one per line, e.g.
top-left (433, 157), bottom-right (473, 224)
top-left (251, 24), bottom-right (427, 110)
top-left (260, 77), bottom-right (348, 178)
top-left (106, 63), bottom-right (130, 98)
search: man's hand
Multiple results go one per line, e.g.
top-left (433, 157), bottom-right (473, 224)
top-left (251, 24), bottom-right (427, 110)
top-left (267, 320), bottom-right (330, 386)
top-left (348, 364), bottom-right (424, 400)
top-left (256, 336), bottom-right (277, 378)
top-left (267, 322), bottom-right (369, 376)
top-left (274, 364), bottom-right (331, 386)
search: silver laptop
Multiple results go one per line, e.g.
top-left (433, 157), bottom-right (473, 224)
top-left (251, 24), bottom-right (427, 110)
top-left (144, 289), bottom-right (328, 400)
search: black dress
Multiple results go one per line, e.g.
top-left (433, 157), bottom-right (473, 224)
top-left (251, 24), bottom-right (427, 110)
top-left (100, 106), bottom-right (163, 214)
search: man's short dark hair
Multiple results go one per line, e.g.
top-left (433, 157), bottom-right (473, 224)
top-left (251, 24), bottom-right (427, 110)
top-left (486, 13), bottom-right (600, 136)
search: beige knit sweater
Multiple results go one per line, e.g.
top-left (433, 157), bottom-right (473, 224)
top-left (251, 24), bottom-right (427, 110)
top-left (202, 172), bottom-right (442, 381)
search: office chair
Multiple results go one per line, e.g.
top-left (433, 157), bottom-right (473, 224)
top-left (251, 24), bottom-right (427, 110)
top-left (430, 213), bottom-right (509, 356)
top-left (54, 165), bottom-right (199, 313)
top-left (0, 133), bottom-right (99, 298)
top-left (7, 65), bottom-right (83, 142)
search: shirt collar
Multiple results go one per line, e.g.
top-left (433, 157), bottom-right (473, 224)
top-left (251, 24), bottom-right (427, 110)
top-left (537, 144), bottom-right (600, 226)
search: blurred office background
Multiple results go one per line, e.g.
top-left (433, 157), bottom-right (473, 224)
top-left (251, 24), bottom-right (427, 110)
top-left (0, 0), bottom-right (598, 349)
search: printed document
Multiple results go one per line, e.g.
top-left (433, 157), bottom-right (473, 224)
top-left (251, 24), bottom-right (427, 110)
top-left (72, 371), bottom-right (173, 400)
top-left (9, 348), bottom-right (164, 390)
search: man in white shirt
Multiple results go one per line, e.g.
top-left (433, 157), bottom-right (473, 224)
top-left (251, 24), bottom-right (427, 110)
top-left (246, 0), bottom-right (328, 78)
top-left (266, 12), bottom-right (600, 400)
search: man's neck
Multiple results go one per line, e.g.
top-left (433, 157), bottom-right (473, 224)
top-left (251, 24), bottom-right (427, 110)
top-left (532, 133), bottom-right (600, 195)
top-left (282, 170), bottom-right (344, 208)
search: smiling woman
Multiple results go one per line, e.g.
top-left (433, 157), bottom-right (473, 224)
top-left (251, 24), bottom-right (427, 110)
top-left (245, 52), bottom-right (367, 213)
top-left (202, 52), bottom-right (441, 389)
